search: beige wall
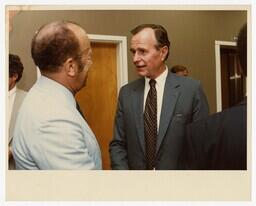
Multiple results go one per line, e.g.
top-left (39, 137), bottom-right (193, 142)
top-left (9, 10), bottom-right (246, 113)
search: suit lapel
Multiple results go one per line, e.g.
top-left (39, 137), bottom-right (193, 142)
top-left (132, 78), bottom-right (146, 155)
top-left (157, 72), bottom-right (181, 152)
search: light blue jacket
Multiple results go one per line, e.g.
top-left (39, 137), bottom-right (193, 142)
top-left (13, 76), bottom-right (102, 170)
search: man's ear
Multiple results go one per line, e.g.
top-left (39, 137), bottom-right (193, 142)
top-left (9, 73), bottom-right (19, 90)
top-left (160, 46), bottom-right (168, 61)
top-left (64, 58), bottom-right (77, 77)
top-left (10, 73), bottom-right (19, 82)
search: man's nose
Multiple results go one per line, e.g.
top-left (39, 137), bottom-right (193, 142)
top-left (133, 52), bottom-right (141, 63)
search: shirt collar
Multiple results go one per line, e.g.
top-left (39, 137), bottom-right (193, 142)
top-left (9, 85), bottom-right (17, 97)
top-left (145, 65), bottom-right (168, 85)
top-left (38, 75), bottom-right (76, 108)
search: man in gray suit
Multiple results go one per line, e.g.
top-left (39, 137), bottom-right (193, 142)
top-left (8, 54), bottom-right (27, 169)
top-left (109, 24), bottom-right (209, 170)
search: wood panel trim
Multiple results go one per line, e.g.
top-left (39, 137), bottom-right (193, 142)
top-left (215, 40), bottom-right (236, 112)
top-left (88, 34), bottom-right (128, 92)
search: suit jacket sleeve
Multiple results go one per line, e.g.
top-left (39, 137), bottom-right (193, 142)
top-left (27, 118), bottom-right (97, 170)
top-left (182, 82), bottom-right (209, 169)
top-left (192, 82), bottom-right (209, 121)
top-left (109, 87), bottom-right (129, 169)
top-left (185, 119), bottom-right (208, 169)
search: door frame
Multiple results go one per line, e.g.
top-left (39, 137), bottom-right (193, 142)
top-left (215, 40), bottom-right (236, 112)
top-left (88, 34), bottom-right (128, 92)
top-left (37, 34), bottom-right (128, 92)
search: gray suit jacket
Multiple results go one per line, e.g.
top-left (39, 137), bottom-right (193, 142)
top-left (109, 71), bottom-right (209, 170)
top-left (9, 88), bottom-right (27, 169)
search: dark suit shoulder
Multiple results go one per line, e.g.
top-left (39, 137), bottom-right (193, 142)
top-left (216, 104), bottom-right (246, 131)
top-left (180, 76), bottom-right (200, 90)
top-left (189, 103), bottom-right (246, 130)
top-left (208, 103), bottom-right (246, 123)
top-left (123, 77), bottom-right (144, 88)
top-left (120, 78), bottom-right (144, 92)
top-left (168, 72), bottom-right (200, 89)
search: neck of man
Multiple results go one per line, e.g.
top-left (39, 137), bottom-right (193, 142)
top-left (41, 71), bottom-right (76, 96)
top-left (148, 63), bottom-right (166, 79)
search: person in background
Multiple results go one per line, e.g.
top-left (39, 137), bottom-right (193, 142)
top-left (171, 65), bottom-right (189, 76)
top-left (12, 21), bottom-right (102, 170)
top-left (109, 24), bottom-right (209, 170)
top-left (8, 54), bottom-right (27, 169)
top-left (185, 24), bottom-right (247, 170)
top-left (8, 9), bottom-right (19, 32)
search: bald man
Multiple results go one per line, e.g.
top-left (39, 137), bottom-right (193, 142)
top-left (12, 21), bottom-right (102, 170)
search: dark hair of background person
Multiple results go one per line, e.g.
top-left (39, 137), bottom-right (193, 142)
top-left (237, 23), bottom-right (247, 76)
top-left (9, 54), bottom-right (24, 82)
top-left (170, 65), bottom-right (188, 74)
top-left (31, 21), bottom-right (83, 73)
top-left (131, 24), bottom-right (170, 60)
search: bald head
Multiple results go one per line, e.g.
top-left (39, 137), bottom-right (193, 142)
top-left (31, 21), bottom-right (89, 73)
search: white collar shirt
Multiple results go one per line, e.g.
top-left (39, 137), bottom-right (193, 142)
top-left (8, 85), bottom-right (17, 128)
top-left (143, 66), bottom-right (168, 132)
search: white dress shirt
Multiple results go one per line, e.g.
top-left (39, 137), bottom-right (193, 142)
top-left (8, 86), bottom-right (17, 129)
top-left (143, 67), bottom-right (168, 132)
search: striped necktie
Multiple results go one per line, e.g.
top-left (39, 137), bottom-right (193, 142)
top-left (144, 79), bottom-right (157, 170)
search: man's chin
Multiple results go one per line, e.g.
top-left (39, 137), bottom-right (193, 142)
top-left (82, 81), bottom-right (87, 88)
top-left (136, 69), bottom-right (148, 77)
top-left (82, 77), bottom-right (88, 88)
top-left (77, 82), bottom-right (87, 92)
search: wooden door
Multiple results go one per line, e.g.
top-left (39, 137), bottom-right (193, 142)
top-left (220, 46), bottom-right (246, 110)
top-left (75, 42), bottom-right (117, 170)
